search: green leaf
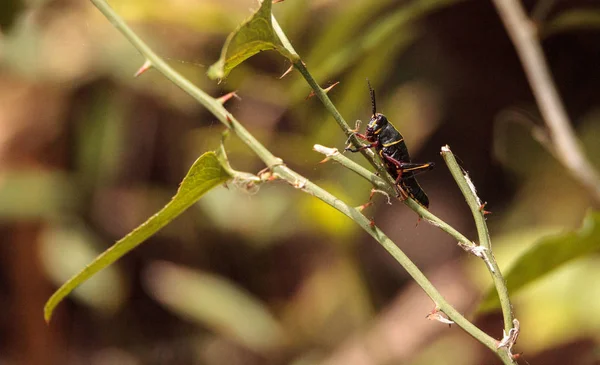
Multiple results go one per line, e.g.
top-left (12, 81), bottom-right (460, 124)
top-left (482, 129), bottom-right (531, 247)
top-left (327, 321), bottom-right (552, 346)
top-left (207, 0), bottom-right (295, 80)
top-left (144, 261), bottom-right (287, 352)
top-left (479, 210), bottom-right (600, 313)
top-left (44, 152), bottom-right (231, 322)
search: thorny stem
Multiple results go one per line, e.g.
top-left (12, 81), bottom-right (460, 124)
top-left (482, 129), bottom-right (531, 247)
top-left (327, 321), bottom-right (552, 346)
top-left (287, 52), bottom-right (482, 250)
top-left (90, 1), bottom-right (515, 363)
top-left (441, 146), bottom-right (515, 338)
top-left (271, 17), bottom-right (481, 248)
top-left (491, 0), bottom-right (600, 206)
top-left (294, 60), bottom-right (392, 179)
top-left (313, 145), bottom-right (390, 192)
top-left (270, 17), bottom-right (395, 186)
top-left (315, 144), bottom-right (517, 359)
top-left (274, 14), bottom-right (514, 363)
top-left (312, 145), bottom-right (474, 248)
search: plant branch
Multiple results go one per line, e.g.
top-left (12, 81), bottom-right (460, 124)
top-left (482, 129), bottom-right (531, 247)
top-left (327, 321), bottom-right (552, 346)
top-left (441, 146), bottom-right (515, 337)
top-left (312, 144), bottom-right (476, 248)
top-left (491, 0), bottom-right (600, 206)
top-left (89, 1), bottom-right (514, 363)
top-left (95, 0), bottom-right (282, 169)
top-left (272, 16), bottom-right (474, 229)
top-left (273, 171), bottom-right (507, 360)
top-left (274, 14), bottom-right (514, 362)
top-left (290, 55), bottom-right (466, 233)
top-left (313, 144), bottom-right (391, 192)
top-left (271, 17), bottom-right (395, 185)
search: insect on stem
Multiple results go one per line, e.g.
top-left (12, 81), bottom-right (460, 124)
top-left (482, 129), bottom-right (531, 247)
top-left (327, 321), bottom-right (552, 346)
top-left (346, 81), bottom-right (435, 209)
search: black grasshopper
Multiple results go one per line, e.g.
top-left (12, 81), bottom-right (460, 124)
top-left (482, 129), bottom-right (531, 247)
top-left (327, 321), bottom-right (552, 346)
top-left (345, 82), bottom-right (434, 208)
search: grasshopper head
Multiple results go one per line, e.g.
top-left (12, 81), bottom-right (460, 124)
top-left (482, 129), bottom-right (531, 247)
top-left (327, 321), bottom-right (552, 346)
top-left (366, 113), bottom-right (388, 140)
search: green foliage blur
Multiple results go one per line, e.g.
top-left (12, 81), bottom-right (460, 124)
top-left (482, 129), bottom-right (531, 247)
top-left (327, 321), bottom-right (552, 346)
top-left (1, 0), bottom-right (600, 364)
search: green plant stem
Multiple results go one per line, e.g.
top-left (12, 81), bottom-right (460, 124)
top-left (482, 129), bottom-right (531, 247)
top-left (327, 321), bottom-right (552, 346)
top-left (441, 146), bottom-right (515, 336)
top-left (294, 60), bottom-right (388, 174)
top-left (278, 26), bottom-right (429, 212)
top-left (274, 15), bottom-right (514, 363)
top-left (90, 1), bottom-right (514, 363)
top-left (313, 144), bottom-right (390, 192)
top-left (271, 17), bottom-right (392, 182)
top-left (312, 144), bottom-right (475, 247)
top-left (91, 0), bottom-right (281, 169)
top-left (272, 172), bottom-right (507, 358)
top-left (273, 17), bottom-right (482, 250)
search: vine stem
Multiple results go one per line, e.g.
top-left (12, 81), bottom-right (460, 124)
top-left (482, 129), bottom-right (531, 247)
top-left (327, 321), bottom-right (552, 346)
top-left (89, 0), bottom-right (515, 363)
top-left (491, 0), bottom-right (600, 206)
top-left (441, 146), bottom-right (515, 338)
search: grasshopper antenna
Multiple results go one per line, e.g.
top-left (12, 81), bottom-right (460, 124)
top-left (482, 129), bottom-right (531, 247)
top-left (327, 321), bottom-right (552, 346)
top-left (367, 79), bottom-right (376, 116)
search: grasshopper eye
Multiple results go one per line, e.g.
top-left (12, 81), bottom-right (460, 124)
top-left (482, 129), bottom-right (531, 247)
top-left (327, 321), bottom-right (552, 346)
top-left (367, 117), bottom-right (378, 130)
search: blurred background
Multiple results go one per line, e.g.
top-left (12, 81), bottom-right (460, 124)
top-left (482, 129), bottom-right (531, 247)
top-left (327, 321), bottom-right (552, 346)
top-left (1, 0), bottom-right (600, 364)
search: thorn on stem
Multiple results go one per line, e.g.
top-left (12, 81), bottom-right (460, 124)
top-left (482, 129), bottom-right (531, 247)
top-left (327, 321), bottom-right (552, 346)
top-left (479, 202), bottom-right (492, 216)
top-left (305, 81), bottom-right (340, 100)
top-left (279, 65), bottom-right (294, 79)
top-left (217, 91), bottom-right (240, 104)
top-left (356, 201), bottom-right (373, 212)
top-left (426, 306), bottom-right (454, 327)
top-left (134, 59), bottom-right (152, 77)
top-left (323, 81), bottom-right (340, 93)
